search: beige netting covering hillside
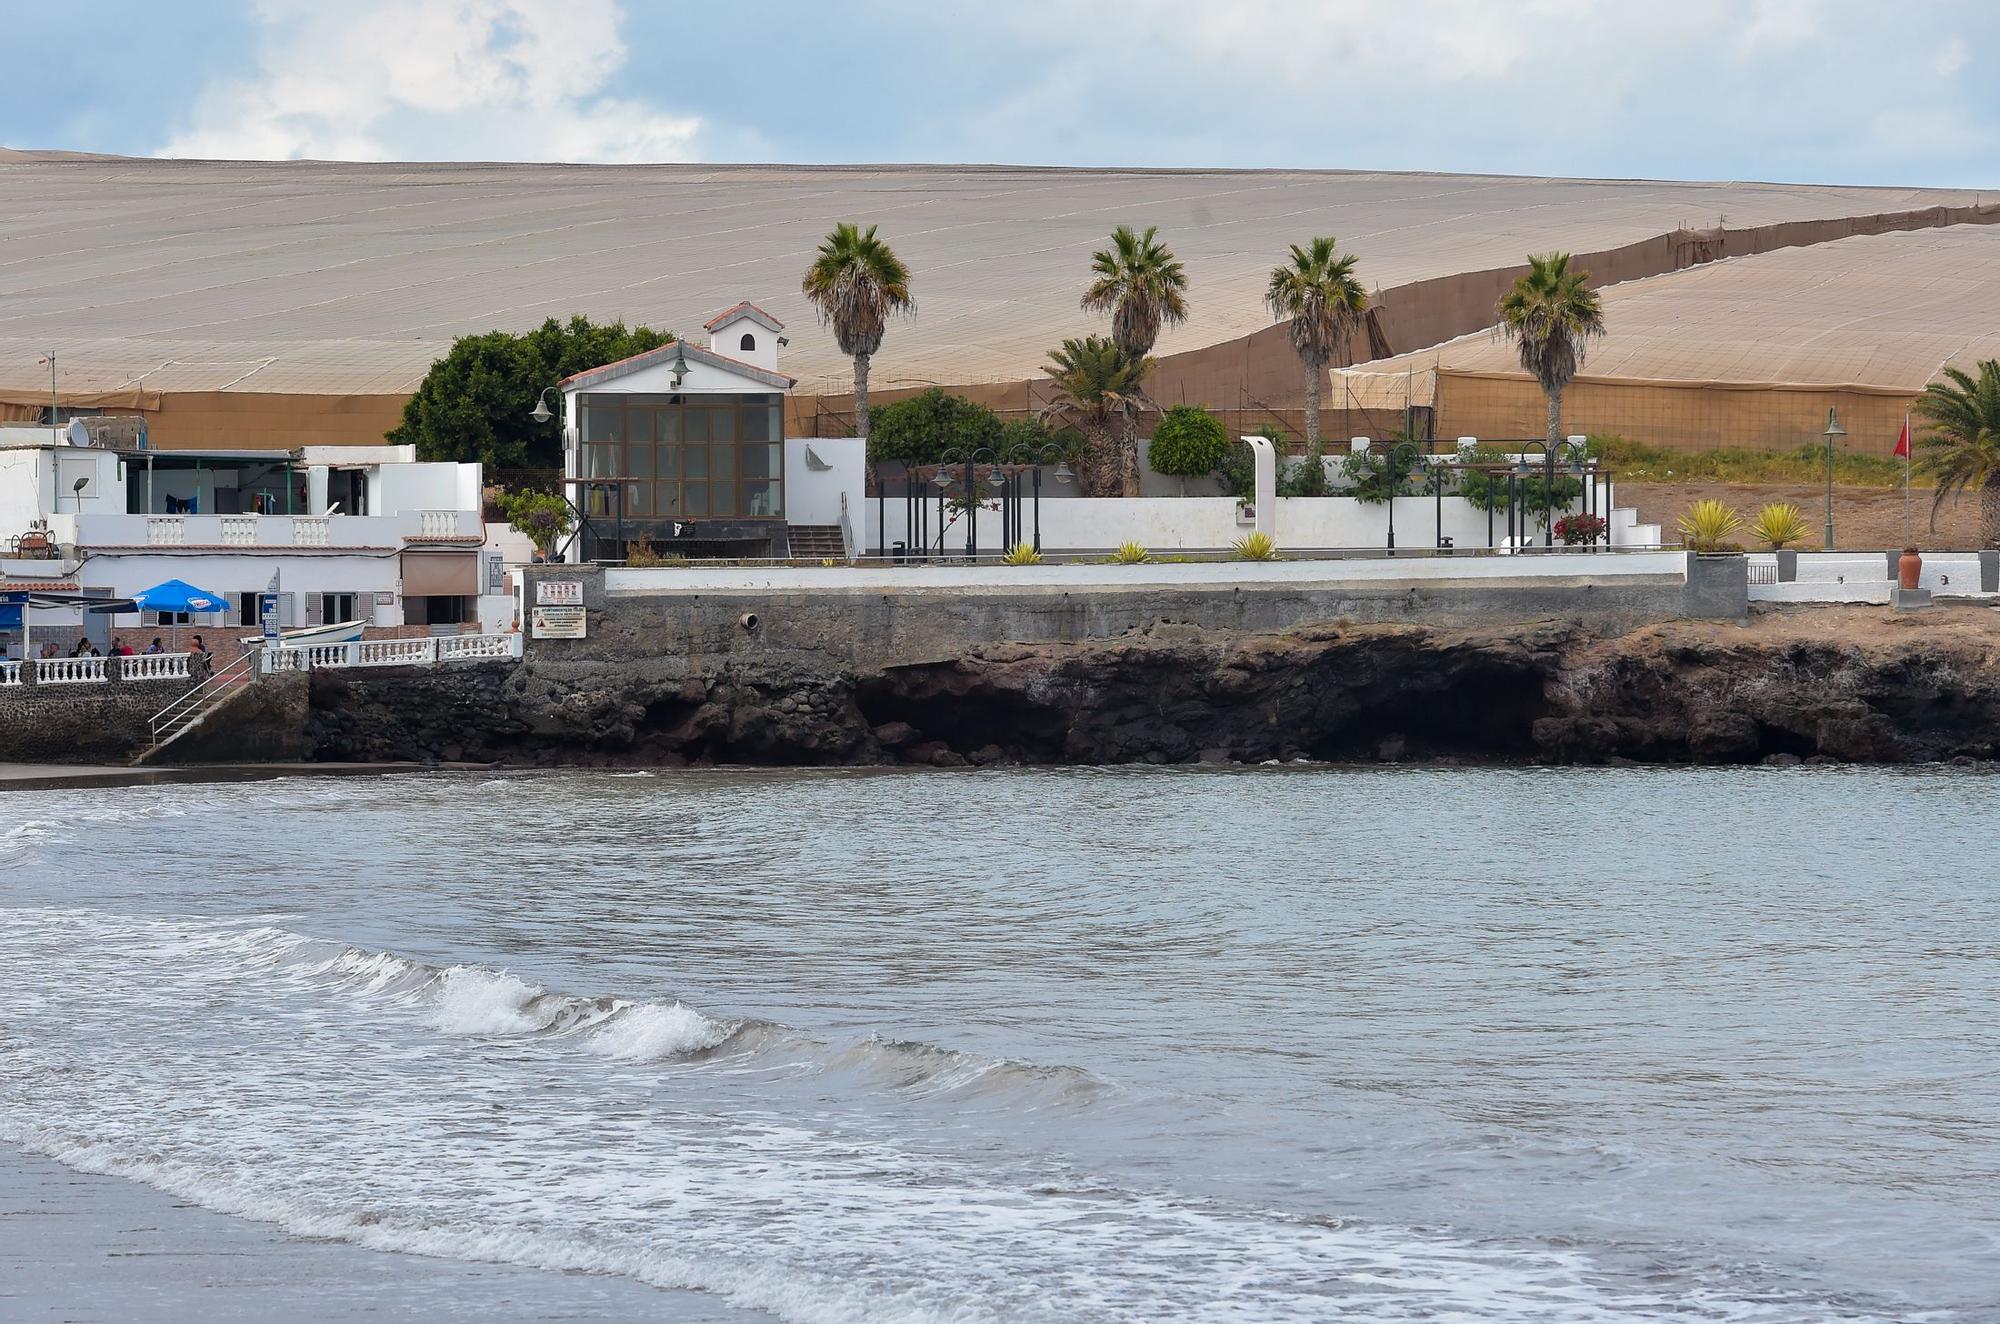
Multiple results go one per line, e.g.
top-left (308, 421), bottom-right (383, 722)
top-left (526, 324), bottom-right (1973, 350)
top-left (0, 154), bottom-right (1988, 401)
top-left (1381, 226), bottom-right (2000, 453)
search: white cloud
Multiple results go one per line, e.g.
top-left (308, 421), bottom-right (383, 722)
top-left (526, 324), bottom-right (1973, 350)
top-left (158, 0), bottom-right (700, 162)
top-left (1936, 37), bottom-right (1970, 78)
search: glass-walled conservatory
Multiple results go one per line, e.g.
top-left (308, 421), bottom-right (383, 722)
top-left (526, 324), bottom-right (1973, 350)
top-left (577, 392), bottom-right (785, 520)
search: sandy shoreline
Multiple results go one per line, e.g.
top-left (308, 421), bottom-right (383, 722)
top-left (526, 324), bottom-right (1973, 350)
top-left (0, 1146), bottom-right (766, 1323)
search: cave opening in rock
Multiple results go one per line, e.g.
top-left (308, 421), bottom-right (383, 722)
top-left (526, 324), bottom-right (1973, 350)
top-left (1312, 663), bottom-right (1552, 762)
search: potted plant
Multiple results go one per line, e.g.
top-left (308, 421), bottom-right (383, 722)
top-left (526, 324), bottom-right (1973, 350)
top-left (1749, 502), bottom-right (1812, 581)
top-left (1553, 512), bottom-right (1607, 548)
top-left (1676, 498), bottom-right (1743, 553)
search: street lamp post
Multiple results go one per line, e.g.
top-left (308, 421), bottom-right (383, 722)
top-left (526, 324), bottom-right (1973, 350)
top-left (1004, 443), bottom-right (1076, 552)
top-left (1822, 406), bottom-right (1846, 550)
top-left (1381, 442), bottom-right (1419, 553)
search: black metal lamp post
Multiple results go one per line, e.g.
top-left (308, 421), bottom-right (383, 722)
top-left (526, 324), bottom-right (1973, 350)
top-left (937, 447), bottom-right (1006, 557)
top-left (1380, 441), bottom-right (1419, 554)
top-left (1822, 407), bottom-right (1845, 550)
top-left (1004, 443), bottom-right (1076, 552)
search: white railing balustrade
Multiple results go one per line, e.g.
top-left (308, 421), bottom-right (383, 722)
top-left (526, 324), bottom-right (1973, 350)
top-left (262, 633), bottom-right (521, 673)
top-left (147, 516), bottom-right (187, 546)
top-left (219, 516), bottom-right (259, 547)
top-left (37, 656), bottom-right (107, 684)
top-left (417, 510), bottom-right (461, 538)
top-left (436, 633), bottom-right (514, 661)
top-left (293, 516), bottom-right (330, 546)
top-left (0, 660), bottom-right (20, 687)
top-left (119, 652), bottom-right (193, 681)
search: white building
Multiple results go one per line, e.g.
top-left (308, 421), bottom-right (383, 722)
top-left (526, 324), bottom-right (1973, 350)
top-left (558, 302), bottom-right (865, 560)
top-left (0, 427), bottom-right (519, 652)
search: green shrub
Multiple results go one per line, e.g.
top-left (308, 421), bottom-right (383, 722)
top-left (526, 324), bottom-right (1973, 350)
top-left (1107, 540), bottom-right (1151, 564)
top-left (868, 388), bottom-right (1003, 467)
top-left (1231, 531), bottom-right (1279, 561)
top-left (1147, 405), bottom-right (1230, 485)
top-left (1339, 446), bottom-right (1426, 504)
top-left (1000, 542), bottom-right (1044, 566)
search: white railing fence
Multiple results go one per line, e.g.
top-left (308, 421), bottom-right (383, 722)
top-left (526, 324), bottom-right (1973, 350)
top-left (293, 516), bottom-right (330, 546)
top-left (0, 660), bottom-right (19, 687)
top-left (417, 510), bottom-right (460, 538)
top-left (35, 656), bottom-right (109, 684)
top-left (147, 516), bottom-right (186, 546)
top-left (120, 652), bottom-right (194, 681)
top-left (219, 516), bottom-right (259, 547)
top-left (262, 633), bottom-right (522, 673)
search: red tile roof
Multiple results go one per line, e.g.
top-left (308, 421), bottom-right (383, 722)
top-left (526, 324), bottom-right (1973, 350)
top-left (702, 300), bottom-right (785, 333)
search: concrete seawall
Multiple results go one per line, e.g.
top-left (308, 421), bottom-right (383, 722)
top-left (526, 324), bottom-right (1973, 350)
top-left (523, 553), bottom-right (1743, 670)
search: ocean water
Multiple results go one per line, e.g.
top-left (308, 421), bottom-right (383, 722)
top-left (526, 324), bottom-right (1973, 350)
top-left (2, 766), bottom-right (1996, 1322)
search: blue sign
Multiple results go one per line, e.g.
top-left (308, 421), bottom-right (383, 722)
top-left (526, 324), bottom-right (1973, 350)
top-left (259, 593), bottom-right (280, 642)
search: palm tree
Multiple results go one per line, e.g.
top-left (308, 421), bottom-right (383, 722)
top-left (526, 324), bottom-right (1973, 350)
top-left (1915, 358), bottom-right (2000, 546)
top-left (1038, 335), bottom-right (1152, 497)
top-left (1081, 225), bottom-right (1187, 496)
top-left (801, 222), bottom-right (913, 443)
top-left (1499, 252), bottom-right (1606, 448)
top-left (1266, 236), bottom-right (1368, 475)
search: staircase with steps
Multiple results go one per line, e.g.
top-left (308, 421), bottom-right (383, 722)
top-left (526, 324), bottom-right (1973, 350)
top-left (130, 648), bottom-right (263, 765)
top-left (786, 524), bottom-right (847, 560)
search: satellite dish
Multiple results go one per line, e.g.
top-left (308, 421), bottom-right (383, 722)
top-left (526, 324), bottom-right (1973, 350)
top-left (66, 418), bottom-right (91, 446)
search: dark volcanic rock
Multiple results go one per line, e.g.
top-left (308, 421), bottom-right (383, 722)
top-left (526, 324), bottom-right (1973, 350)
top-left (295, 610), bottom-right (2000, 769)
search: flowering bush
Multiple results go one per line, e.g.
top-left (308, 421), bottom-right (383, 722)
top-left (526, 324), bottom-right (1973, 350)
top-left (1553, 513), bottom-right (1607, 546)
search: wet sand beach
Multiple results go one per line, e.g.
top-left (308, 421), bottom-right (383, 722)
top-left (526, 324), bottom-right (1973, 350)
top-left (0, 1146), bottom-right (767, 1323)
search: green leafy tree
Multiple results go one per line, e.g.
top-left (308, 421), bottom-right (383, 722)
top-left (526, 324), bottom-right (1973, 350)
top-left (1147, 405), bottom-right (1229, 493)
top-left (1499, 253), bottom-right (1606, 449)
top-left (1081, 225), bottom-right (1188, 496)
top-left (1266, 236), bottom-right (1368, 473)
top-left (801, 222), bottom-right (914, 443)
top-left (496, 489), bottom-right (575, 559)
top-left (389, 316), bottom-right (670, 471)
top-left (1916, 359), bottom-right (2000, 546)
top-left (866, 388), bottom-right (1003, 468)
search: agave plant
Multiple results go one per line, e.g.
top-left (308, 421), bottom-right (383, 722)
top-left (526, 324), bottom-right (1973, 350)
top-left (1231, 531), bottom-right (1279, 561)
top-left (1749, 502), bottom-right (1812, 550)
top-left (1000, 542), bottom-right (1044, 566)
top-left (1676, 498), bottom-right (1743, 552)
top-left (1108, 540), bottom-right (1151, 565)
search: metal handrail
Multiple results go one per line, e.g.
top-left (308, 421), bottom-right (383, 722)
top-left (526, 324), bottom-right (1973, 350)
top-left (149, 646), bottom-right (260, 745)
top-left (838, 491), bottom-right (857, 562)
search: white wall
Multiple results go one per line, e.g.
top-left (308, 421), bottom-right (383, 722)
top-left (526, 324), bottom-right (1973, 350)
top-left (783, 436), bottom-right (865, 529)
top-left (708, 316), bottom-right (781, 373)
top-left (61, 553), bottom-right (404, 627)
top-left (376, 462), bottom-right (476, 514)
top-left (604, 550), bottom-right (1691, 595)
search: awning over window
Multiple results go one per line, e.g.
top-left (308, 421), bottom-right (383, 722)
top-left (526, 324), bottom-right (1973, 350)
top-left (400, 550), bottom-right (479, 597)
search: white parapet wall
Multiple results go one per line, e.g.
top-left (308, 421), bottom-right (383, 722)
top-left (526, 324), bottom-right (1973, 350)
top-left (604, 550), bottom-right (1692, 596)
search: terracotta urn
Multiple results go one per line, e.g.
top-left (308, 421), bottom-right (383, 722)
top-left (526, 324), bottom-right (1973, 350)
top-left (1898, 547), bottom-right (1923, 590)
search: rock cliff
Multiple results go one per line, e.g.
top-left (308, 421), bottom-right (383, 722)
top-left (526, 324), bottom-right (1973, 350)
top-left (302, 606), bottom-right (2000, 768)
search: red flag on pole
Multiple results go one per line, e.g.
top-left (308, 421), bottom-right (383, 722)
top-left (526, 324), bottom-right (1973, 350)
top-left (1893, 419), bottom-right (1911, 458)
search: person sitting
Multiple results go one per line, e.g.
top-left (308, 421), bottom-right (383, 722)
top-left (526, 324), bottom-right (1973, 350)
top-left (146, 637), bottom-right (165, 654)
top-left (69, 638), bottom-right (90, 657)
top-left (39, 641), bottom-right (58, 660)
top-left (188, 635), bottom-right (209, 655)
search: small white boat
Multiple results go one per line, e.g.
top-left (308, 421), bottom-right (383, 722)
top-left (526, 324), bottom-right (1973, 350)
top-left (238, 619), bottom-right (367, 648)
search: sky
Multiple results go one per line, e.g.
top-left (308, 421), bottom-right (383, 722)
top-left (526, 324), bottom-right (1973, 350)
top-left (3, 0), bottom-right (1997, 186)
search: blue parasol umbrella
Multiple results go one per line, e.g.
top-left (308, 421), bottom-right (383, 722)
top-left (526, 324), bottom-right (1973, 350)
top-left (131, 579), bottom-right (230, 650)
